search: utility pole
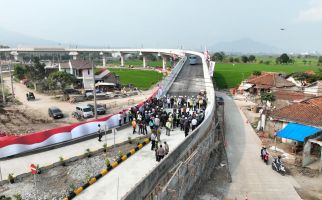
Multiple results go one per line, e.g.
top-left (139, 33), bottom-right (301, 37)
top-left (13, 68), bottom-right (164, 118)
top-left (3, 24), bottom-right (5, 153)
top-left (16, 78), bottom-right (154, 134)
top-left (0, 63), bottom-right (5, 104)
top-left (92, 59), bottom-right (97, 119)
top-left (9, 61), bottom-right (14, 98)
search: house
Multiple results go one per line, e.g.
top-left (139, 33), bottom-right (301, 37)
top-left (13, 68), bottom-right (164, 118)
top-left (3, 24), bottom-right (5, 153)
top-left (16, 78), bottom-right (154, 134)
top-left (270, 96), bottom-right (322, 128)
top-left (304, 81), bottom-right (322, 96)
top-left (286, 70), bottom-right (316, 87)
top-left (246, 73), bottom-right (296, 95)
top-left (59, 60), bottom-right (118, 89)
top-left (272, 90), bottom-right (314, 109)
top-left (269, 96), bottom-right (322, 171)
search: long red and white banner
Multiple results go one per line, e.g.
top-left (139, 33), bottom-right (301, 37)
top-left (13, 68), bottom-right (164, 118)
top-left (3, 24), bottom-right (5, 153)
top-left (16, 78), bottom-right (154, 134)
top-left (0, 88), bottom-right (159, 158)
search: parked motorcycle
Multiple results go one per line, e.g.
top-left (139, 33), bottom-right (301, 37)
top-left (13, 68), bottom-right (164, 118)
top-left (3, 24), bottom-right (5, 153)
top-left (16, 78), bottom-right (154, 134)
top-left (272, 156), bottom-right (286, 176)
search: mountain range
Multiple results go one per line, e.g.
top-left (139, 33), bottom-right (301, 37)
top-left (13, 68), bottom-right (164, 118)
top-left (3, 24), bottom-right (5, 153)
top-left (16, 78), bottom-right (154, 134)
top-left (210, 38), bottom-right (280, 54)
top-left (1, 28), bottom-right (281, 54)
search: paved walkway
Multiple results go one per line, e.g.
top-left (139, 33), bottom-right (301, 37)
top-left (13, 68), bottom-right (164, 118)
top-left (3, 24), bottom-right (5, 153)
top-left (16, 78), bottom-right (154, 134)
top-left (0, 126), bottom-right (141, 179)
top-left (76, 127), bottom-right (186, 200)
top-left (217, 92), bottom-right (301, 200)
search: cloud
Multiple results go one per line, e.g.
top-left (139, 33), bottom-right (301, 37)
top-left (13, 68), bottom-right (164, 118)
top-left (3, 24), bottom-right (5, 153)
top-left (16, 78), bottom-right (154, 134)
top-left (296, 1), bottom-right (322, 23)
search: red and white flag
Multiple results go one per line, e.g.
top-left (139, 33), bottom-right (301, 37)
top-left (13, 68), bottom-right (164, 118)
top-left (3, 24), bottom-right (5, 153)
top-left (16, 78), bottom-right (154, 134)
top-left (204, 46), bottom-right (210, 61)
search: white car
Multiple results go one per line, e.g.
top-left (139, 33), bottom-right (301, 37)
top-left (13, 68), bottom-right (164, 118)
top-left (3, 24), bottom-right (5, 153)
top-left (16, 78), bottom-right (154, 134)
top-left (75, 105), bottom-right (94, 118)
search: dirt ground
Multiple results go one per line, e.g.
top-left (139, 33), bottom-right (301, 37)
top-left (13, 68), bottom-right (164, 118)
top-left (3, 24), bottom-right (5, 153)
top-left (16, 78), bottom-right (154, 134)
top-left (0, 137), bottom-right (146, 200)
top-left (1, 76), bottom-right (155, 134)
top-left (237, 96), bottom-right (322, 200)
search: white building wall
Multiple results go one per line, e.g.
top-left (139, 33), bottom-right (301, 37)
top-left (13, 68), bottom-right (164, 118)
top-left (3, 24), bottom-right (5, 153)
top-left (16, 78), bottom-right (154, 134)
top-left (82, 69), bottom-right (94, 89)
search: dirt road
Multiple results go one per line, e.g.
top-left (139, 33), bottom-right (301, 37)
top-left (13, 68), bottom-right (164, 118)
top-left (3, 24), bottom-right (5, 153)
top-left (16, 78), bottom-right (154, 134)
top-left (3, 76), bottom-right (153, 126)
top-left (217, 92), bottom-right (301, 200)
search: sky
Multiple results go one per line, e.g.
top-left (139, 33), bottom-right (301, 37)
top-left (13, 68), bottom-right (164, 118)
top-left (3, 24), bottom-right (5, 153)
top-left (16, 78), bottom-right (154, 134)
top-left (0, 0), bottom-right (322, 52)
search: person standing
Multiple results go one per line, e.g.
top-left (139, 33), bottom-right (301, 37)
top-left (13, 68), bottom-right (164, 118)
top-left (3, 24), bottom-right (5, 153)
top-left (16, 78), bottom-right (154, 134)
top-left (191, 117), bottom-right (197, 131)
top-left (97, 124), bottom-right (103, 142)
top-left (164, 141), bottom-right (169, 155)
top-left (123, 110), bottom-right (127, 124)
top-left (184, 117), bottom-right (190, 137)
top-left (157, 145), bottom-right (165, 161)
top-left (138, 120), bottom-right (143, 134)
top-left (154, 115), bottom-right (160, 129)
top-left (132, 118), bottom-right (137, 134)
top-left (118, 113), bottom-right (122, 127)
top-left (165, 120), bottom-right (171, 136)
top-left (151, 132), bottom-right (156, 150)
top-left (142, 120), bottom-right (148, 135)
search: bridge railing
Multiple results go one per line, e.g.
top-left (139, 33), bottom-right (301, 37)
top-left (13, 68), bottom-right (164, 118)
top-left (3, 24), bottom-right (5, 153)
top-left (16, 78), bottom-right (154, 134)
top-left (158, 56), bottom-right (187, 97)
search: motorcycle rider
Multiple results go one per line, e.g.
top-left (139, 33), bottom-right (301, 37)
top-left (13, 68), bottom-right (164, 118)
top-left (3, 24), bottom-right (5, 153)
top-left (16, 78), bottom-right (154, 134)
top-left (261, 147), bottom-right (267, 160)
top-left (275, 155), bottom-right (282, 170)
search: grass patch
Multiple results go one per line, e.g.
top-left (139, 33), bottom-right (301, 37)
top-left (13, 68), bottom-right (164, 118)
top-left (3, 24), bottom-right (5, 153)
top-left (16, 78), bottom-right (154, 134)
top-left (108, 59), bottom-right (171, 67)
top-left (214, 63), bottom-right (322, 89)
top-left (108, 68), bottom-right (163, 90)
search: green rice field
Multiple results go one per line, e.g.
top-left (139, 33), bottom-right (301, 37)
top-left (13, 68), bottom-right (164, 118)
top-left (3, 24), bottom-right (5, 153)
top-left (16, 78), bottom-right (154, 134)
top-left (214, 63), bottom-right (322, 89)
top-left (108, 68), bottom-right (163, 90)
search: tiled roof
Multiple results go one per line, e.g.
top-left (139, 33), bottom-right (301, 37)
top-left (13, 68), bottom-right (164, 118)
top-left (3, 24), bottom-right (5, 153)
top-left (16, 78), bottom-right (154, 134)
top-left (60, 60), bottom-right (92, 69)
top-left (247, 73), bottom-right (295, 88)
top-left (274, 90), bottom-right (314, 101)
top-left (271, 96), bottom-right (322, 127)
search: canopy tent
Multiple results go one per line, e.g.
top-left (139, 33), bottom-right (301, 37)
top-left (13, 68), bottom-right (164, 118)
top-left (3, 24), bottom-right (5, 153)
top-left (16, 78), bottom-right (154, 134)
top-left (276, 123), bottom-right (321, 142)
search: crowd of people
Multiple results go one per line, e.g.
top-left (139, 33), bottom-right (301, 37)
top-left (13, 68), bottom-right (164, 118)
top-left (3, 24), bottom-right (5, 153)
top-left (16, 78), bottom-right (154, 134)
top-left (100, 91), bottom-right (208, 162)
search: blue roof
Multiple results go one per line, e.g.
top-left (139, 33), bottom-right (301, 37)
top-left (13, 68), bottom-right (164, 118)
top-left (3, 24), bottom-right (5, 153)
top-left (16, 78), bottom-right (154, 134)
top-left (276, 123), bottom-right (321, 142)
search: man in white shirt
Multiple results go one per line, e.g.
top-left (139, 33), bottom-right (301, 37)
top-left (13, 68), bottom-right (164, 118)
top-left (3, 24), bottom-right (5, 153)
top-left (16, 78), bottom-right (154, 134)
top-left (191, 118), bottom-right (197, 131)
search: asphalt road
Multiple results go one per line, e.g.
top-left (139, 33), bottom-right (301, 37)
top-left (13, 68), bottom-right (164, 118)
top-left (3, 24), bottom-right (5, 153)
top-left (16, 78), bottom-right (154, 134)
top-left (217, 92), bottom-right (301, 200)
top-left (167, 55), bottom-right (205, 97)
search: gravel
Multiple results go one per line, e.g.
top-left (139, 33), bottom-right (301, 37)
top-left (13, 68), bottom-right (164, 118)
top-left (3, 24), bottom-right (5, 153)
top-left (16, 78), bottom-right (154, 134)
top-left (0, 139), bottom-right (144, 200)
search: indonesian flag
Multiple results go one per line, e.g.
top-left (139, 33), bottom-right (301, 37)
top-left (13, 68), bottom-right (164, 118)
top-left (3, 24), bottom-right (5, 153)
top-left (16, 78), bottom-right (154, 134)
top-left (204, 46), bottom-right (210, 61)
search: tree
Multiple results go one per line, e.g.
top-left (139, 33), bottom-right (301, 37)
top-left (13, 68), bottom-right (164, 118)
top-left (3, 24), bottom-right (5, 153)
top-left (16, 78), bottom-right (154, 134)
top-left (211, 52), bottom-right (225, 62)
top-left (234, 57), bottom-right (240, 63)
top-left (264, 61), bottom-right (271, 65)
top-left (25, 58), bottom-right (47, 90)
top-left (48, 71), bottom-right (76, 92)
top-left (303, 59), bottom-right (307, 65)
top-left (13, 64), bottom-right (26, 80)
top-left (277, 53), bottom-right (290, 64)
top-left (229, 57), bottom-right (234, 63)
top-left (261, 92), bottom-right (275, 102)
top-left (249, 55), bottom-right (256, 62)
top-left (241, 55), bottom-right (249, 63)
top-left (318, 56), bottom-right (322, 66)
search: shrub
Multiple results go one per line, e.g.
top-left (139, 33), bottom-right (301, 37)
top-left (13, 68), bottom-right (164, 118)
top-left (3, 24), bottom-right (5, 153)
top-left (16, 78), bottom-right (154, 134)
top-left (59, 156), bottom-right (66, 166)
top-left (105, 158), bottom-right (110, 166)
top-left (85, 148), bottom-right (91, 158)
top-left (13, 193), bottom-right (22, 200)
top-left (8, 173), bottom-right (14, 184)
top-left (118, 150), bottom-right (123, 158)
top-left (103, 144), bottom-right (108, 152)
top-left (252, 71), bottom-right (261, 76)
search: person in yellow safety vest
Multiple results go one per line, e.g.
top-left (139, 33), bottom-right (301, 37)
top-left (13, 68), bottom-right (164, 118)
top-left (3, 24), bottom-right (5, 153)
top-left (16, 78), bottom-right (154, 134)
top-left (132, 118), bottom-right (137, 134)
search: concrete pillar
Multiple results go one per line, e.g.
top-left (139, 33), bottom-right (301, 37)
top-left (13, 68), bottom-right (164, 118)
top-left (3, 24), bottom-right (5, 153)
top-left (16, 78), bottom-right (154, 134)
top-left (302, 141), bottom-right (312, 167)
top-left (69, 52), bottom-right (78, 60)
top-left (162, 56), bottom-right (166, 71)
top-left (102, 56), bottom-right (106, 67)
top-left (143, 55), bottom-right (146, 68)
top-left (120, 53), bottom-right (124, 67)
top-left (10, 51), bottom-right (19, 61)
